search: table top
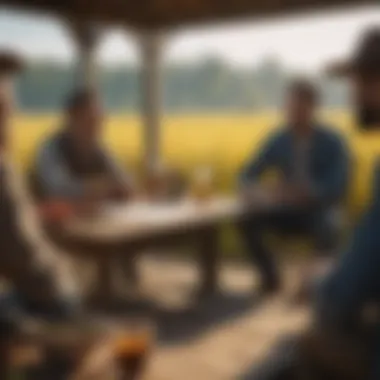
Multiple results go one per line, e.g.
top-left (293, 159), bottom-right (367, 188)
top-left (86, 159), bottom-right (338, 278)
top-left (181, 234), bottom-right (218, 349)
top-left (61, 197), bottom-right (244, 244)
top-left (54, 188), bottom-right (279, 247)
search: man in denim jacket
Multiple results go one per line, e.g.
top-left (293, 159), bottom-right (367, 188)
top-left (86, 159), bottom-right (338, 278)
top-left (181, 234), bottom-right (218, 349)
top-left (239, 80), bottom-right (349, 293)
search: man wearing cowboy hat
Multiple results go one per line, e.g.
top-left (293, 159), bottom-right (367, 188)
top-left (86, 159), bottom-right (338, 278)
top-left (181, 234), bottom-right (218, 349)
top-left (304, 26), bottom-right (380, 379)
top-left (246, 26), bottom-right (380, 380)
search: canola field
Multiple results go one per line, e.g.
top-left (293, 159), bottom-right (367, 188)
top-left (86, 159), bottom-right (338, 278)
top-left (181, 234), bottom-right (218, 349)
top-left (11, 111), bottom-right (380, 218)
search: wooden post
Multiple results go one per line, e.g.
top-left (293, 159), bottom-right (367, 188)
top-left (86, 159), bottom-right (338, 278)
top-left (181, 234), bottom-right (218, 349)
top-left (68, 21), bottom-right (100, 89)
top-left (138, 32), bottom-right (164, 175)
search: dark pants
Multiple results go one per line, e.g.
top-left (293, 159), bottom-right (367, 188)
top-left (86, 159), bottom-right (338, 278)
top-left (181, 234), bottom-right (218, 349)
top-left (238, 206), bottom-right (339, 287)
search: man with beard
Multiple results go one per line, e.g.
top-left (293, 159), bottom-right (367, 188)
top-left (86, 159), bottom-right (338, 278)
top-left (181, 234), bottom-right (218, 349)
top-left (308, 26), bottom-right (380, 380)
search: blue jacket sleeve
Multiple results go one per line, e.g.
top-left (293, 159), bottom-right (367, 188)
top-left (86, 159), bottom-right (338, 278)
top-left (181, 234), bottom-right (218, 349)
top-left (315, 165), bottom-right (380, 333)
top-left (313, 134), bottom-right (350, 204)
top-left (239, 133), bottom-right (279, 187)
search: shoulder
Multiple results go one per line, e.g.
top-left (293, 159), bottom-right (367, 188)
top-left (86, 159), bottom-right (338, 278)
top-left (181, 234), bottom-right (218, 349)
top-left (315, 125), bottom-right (345, 145)
top-left (37, 132), bottom-right (62, 161)
top-left (33, 132), bottom-right (67, 177)
top-left (266, 128), bottom-right (288, 146)
top-left (315, 126), bottom-right (348, 154)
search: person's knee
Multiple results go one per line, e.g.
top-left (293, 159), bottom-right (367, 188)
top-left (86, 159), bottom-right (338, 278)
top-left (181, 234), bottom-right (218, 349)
top-left (21, 292), bottom-right (81, 321)
top-left (237, 214), bottom-right (264, 234)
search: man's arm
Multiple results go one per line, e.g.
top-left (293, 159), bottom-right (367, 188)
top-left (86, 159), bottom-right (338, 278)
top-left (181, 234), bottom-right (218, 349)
top-left (102, 151), bottom-right (135, 199)
top-left (315, 206), bottom-right (380, 332)
top-left (239, 132), bottom-right (279, 188)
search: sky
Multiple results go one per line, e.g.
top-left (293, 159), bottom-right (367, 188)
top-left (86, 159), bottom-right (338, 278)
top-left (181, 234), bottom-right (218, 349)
top-left (0, 5), bottom-right (379, 72)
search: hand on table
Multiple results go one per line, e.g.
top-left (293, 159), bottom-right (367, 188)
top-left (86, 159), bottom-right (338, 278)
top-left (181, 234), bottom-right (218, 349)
top-left (240, 182), bottom-right (314, 208)
top-left (107, 184), bottom-right (135, 202)
top-left (276, 183), bottom-right (313, 206)
top-left (240, 183), bottom-right (280, 206)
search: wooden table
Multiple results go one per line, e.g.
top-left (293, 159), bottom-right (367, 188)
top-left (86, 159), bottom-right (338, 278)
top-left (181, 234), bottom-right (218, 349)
top-left (49, 196), bottom-right (270, 304)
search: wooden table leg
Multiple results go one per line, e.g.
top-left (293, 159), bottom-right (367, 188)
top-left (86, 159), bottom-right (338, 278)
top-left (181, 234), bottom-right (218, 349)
top-left (121, 252), bottom-right (139, 289)
top-left (91, 255), bottom-right (116, 307)
top-left (198, 227), bottom-right (219, 297)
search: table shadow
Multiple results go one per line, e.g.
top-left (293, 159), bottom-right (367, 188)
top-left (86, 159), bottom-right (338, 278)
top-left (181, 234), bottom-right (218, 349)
top-left (154, 291), bottom-right (264, 346)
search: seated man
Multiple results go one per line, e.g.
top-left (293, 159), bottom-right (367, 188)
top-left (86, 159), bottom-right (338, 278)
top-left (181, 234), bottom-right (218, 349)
top-left (0, 52), bottom-right (83, 377)
top-left (0, 52), bottom-right (79, 320)
top-left (0, 53), bottom-right (130, 380)
top-left (238, 80), bottom-right (349, 295)
top-left (32, 88), bottom-right (134, 211)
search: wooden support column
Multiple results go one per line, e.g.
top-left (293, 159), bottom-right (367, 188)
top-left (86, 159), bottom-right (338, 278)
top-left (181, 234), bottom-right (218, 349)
top-left (68, 21), bottom-right (100, 89)
top-left (138, 32), bottom-right (164, 175)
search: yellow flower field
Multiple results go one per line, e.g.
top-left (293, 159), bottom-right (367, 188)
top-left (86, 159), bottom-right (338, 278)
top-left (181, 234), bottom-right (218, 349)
top-left (10, 111), bottom-right (380, 218)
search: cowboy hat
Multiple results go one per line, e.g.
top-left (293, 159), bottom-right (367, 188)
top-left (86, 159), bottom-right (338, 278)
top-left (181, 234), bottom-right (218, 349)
top-left (0, 50), bottom-right (24, 75)
top-left (327, 26), bottom-right (380, 77)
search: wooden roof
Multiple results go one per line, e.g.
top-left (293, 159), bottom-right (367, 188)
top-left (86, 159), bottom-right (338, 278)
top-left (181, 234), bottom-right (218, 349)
top-left (2, 0), bottom-right (375, 30)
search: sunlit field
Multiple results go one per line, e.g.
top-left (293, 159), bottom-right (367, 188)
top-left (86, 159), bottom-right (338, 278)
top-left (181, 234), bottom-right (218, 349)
top-left (11, 111), bottom-right (380, 218)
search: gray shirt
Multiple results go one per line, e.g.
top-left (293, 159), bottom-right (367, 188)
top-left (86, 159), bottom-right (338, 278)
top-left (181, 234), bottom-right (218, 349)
top-left (34, 133), bottom-right (133, 200)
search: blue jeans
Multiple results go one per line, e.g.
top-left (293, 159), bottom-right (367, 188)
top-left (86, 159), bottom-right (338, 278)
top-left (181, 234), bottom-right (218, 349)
top-left (238, 205), bottom-right (339, 286)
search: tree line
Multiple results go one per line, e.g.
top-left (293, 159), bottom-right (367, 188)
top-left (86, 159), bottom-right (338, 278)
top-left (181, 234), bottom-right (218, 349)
top-left (16, 56), bottom-right (348, 112)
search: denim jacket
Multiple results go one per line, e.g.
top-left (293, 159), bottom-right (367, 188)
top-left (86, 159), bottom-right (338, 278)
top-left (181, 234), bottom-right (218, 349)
top-left (316, 163), bottom-right (380, 379)
top-left (239, 125), bottom-right (350, 205)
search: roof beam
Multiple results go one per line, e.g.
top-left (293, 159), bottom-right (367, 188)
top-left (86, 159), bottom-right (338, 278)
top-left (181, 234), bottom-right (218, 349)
top-left (1, 0), bottom-right (376, 30)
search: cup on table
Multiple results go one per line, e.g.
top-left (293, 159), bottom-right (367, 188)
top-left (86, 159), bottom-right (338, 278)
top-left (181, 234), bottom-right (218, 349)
top-left (190, 166), bottom-right (214, 202)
